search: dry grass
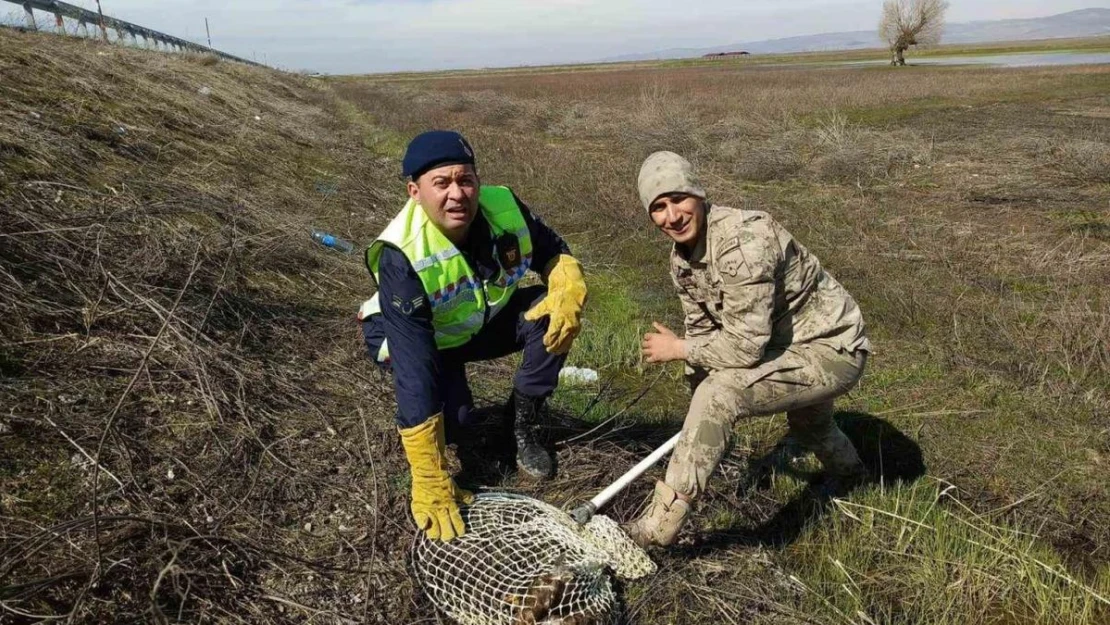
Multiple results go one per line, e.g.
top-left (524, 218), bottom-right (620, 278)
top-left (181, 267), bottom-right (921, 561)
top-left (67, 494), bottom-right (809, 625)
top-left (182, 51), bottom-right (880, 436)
top-left (421, 63), bottom-right (1110, 124)
top-left (0, 29), bottom-right (417, 623)
top-left (1053, 139), bottom-right (1110, 183)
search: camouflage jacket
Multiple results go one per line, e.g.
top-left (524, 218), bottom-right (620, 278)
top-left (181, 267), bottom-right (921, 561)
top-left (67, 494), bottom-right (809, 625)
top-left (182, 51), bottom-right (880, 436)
top-left (672, 204), bottom-right (871, 371)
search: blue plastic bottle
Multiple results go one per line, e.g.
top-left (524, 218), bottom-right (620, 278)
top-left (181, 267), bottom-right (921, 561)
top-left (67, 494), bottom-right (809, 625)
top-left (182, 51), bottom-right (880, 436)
top-left (311, 229), bottom-right (355, 254)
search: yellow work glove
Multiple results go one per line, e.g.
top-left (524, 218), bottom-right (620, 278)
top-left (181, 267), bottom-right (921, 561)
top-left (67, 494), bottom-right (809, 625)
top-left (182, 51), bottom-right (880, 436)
top-left (397, 413), bottom-right (474, 541)
top-left (524, 254), bottom-right (587, 355)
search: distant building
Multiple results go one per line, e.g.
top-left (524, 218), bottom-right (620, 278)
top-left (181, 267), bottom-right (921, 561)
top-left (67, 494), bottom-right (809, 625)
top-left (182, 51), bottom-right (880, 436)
top-left (702, 51), bottom-right (751, 58)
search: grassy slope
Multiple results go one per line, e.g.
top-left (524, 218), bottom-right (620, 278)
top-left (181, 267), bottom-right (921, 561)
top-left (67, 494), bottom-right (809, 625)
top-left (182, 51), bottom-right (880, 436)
top-left (2, 29), bottom-right (1109, 624)
top-left (0, 29), bottom-right (423, 623)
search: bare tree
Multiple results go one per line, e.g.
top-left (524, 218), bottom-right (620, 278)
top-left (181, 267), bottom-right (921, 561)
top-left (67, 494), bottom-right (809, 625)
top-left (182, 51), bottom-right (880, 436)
top-left (879, 0), bottom-right (949, 66)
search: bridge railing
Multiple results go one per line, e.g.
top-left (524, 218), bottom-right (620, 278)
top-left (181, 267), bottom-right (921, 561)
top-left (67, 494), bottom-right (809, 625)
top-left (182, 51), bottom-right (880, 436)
top-left (4, 0), bottom-right (262, 66)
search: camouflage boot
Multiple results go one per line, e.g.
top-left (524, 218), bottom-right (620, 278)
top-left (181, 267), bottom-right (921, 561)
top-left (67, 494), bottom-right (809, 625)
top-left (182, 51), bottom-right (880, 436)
top-left (625, 481), bottom-right (692, 548)
top-left (788, 402), bottom-right (867, 488)
top-left (510, 389), bottom-right (554, 480)
top-left (795, 423), bottom-right (868, 493)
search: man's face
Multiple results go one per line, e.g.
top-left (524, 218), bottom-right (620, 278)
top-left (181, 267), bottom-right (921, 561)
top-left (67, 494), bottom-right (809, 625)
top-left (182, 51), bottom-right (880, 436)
top-left (649, 193), bottom-right (705, 246)
top-left (408, 164), bottom-right (480, 242)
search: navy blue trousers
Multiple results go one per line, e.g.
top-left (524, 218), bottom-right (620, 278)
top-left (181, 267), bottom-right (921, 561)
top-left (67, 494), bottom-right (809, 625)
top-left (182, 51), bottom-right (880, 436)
top-left (362, 285), bottom-right (567, 431)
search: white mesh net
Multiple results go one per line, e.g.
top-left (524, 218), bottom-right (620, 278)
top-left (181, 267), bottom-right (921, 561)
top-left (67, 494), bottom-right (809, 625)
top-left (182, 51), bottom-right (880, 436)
top-left (412, 493), bottom-right (656, 625)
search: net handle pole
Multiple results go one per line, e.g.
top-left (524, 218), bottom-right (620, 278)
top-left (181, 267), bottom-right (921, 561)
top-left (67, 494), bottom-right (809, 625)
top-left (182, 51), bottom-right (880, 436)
top-left (571, 431), bottom-right (682, 523)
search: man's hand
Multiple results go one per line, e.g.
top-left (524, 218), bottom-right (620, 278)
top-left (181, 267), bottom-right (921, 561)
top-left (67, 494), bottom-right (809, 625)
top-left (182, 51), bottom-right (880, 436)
top-left (642, 322), bottom-right (687, 364)
top-left (398, 413), bottom-right (474, 541)
top-left (410, 474), bottom-right (473, 542)
top-left (524, 255), bottom-right (587, 354)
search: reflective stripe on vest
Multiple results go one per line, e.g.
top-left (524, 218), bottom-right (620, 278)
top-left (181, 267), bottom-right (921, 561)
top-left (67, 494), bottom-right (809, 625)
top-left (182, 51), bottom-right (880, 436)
top-left (364, 185), bottom-right (533, 354)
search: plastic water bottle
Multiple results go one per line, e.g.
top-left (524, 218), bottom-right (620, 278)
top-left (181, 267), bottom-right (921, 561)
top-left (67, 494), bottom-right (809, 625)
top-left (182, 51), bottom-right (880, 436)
top-left (311, 229), bottom-right (355, 254)
top-left (559, 366), bottom-right (600, 385)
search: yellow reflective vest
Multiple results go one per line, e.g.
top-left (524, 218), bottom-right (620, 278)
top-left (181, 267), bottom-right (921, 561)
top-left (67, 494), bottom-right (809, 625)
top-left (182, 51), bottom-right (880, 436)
top-left (364, 185), bottom-right (533, 360)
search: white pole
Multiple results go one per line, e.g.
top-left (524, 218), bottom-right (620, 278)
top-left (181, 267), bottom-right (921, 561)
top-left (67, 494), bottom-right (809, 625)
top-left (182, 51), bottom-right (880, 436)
top-left (570, 431), bottom-right (682, 524)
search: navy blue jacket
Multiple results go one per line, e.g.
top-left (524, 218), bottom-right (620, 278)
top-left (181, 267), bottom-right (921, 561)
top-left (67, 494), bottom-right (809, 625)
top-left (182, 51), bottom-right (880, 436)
top-left (376, 192), bottom-right (570, 427)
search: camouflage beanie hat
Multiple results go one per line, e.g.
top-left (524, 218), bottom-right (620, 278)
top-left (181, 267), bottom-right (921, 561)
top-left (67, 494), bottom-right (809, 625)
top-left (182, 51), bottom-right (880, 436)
top-left (637, 151), bottom-right (707, 212)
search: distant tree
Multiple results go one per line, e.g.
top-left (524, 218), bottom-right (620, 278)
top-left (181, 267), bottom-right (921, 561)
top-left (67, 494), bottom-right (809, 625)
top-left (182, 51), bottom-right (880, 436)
top-left (879, 0), bottom-right (949, 66)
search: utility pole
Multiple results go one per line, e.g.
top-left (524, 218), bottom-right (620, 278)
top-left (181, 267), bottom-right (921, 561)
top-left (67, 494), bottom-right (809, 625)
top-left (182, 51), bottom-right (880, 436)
top-left (205, 17), bottom-right (211, 48)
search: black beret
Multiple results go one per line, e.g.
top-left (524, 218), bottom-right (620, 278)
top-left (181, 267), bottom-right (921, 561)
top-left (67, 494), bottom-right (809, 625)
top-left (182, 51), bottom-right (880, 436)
top-left (401, 130), bottom-right (476, 179)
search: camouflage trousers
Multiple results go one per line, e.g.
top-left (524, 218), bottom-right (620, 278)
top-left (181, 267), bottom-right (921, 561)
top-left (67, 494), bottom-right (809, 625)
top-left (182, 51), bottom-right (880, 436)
top-left (666, 342), bottom-right (867, 499)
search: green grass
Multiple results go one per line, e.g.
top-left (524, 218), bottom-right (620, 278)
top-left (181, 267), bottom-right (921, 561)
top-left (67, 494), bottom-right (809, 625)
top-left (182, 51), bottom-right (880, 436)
top-left (542, 262), bottom-right (694, 424)
top-left (568, 270), bottom-right (650, 372)
top-left (789, 479), bottom-right (1110, 624)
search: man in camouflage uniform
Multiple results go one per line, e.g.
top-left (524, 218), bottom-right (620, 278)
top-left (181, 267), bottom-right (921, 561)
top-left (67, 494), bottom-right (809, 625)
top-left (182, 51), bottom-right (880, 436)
top-left (628, 151), bottom-right (872, 547)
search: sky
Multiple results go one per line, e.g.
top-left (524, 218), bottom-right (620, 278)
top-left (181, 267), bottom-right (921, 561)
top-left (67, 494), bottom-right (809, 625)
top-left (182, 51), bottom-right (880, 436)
top-left (16, 1), bottom-right (1110, 73)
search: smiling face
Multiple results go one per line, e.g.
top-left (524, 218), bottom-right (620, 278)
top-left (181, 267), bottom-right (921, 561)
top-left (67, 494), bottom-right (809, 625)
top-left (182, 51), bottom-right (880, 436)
top-left (648, 193), bottom-right (706, 247)
top-left (408, 163), bottom-right (480, 244)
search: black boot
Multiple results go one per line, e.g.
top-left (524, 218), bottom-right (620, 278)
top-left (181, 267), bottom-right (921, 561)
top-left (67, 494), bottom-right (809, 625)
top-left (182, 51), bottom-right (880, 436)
top-left (509, 389), bottom-right (554, 480)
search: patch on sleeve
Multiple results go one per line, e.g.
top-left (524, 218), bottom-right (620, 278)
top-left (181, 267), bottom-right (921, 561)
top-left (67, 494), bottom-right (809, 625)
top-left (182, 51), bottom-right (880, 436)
top-left (391, 294), bottom-right (427, 316)
top-left (717, 236), bottom-right (749, 280)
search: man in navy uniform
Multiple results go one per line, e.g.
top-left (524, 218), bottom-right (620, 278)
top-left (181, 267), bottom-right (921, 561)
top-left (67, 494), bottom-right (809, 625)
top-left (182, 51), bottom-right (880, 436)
top-left (359, 131), bottom-right (587, 541)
